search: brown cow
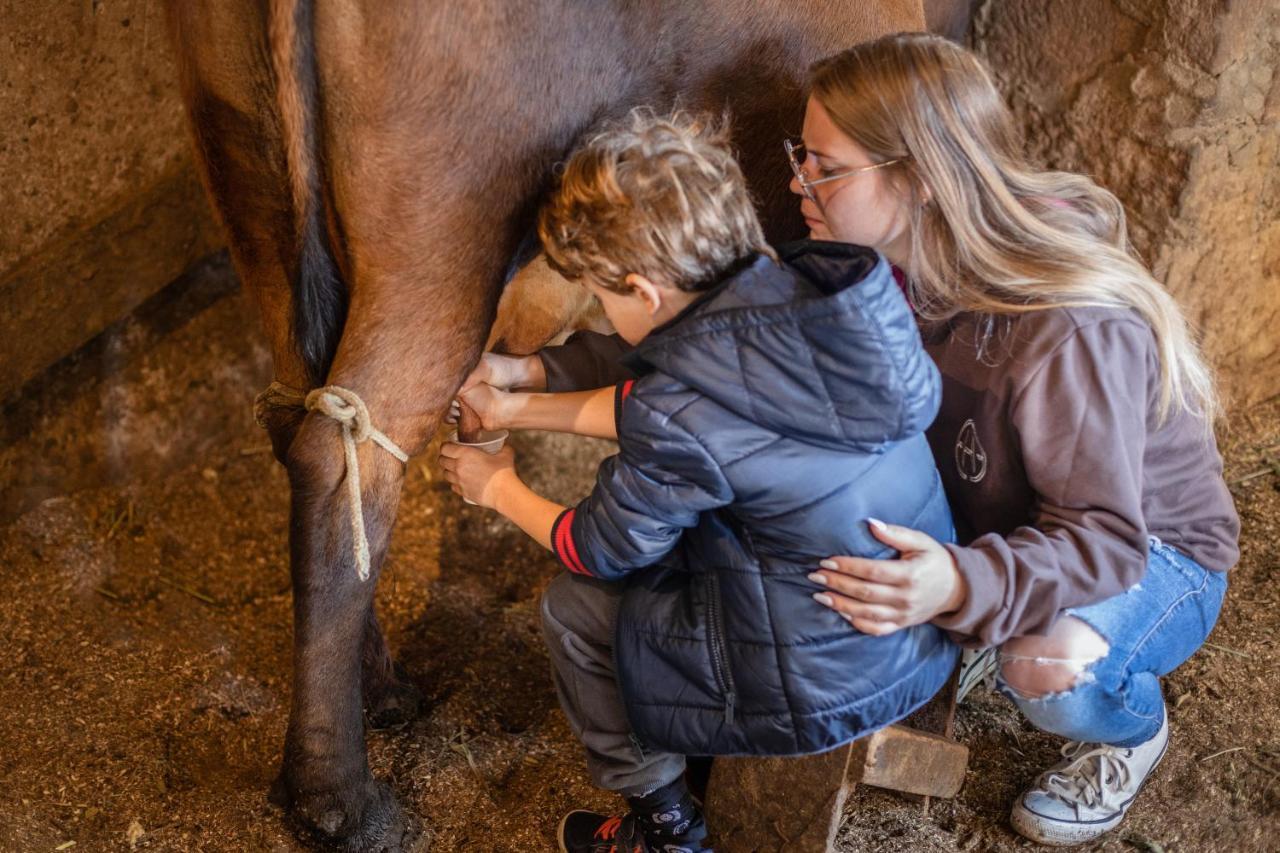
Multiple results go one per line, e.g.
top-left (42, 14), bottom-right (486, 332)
top-left (165, 1), bottom-right (963, 848)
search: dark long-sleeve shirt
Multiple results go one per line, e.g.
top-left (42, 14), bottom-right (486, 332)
top-left (538, 305), bottom-right (1240, 647)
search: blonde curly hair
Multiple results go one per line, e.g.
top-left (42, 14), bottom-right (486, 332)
top-left (538, 108), bottom-right (773, 294)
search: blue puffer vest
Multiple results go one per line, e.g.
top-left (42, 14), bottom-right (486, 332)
top-left (550, 241), bottom-right (958, 756)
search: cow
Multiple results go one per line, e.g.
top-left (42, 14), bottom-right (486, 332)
top-left (164, 1), bottom-right (967, 848)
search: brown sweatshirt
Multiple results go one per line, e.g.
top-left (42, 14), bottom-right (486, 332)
top-left (920, 306), bottom-right (1238, 646)
top-left (538, 307), bottom-right (1240, 647)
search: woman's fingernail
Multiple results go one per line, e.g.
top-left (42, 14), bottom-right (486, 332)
top-left (841, 612), bottom-right (855, 624)
top-left (807, 572), bottom-right (828, 586)
top-left (867, 517), bottom-right (887, 532)
top-left (819, 559), bottom-right (839, 570)
top-left (813, 592), bottom-right (834, 607)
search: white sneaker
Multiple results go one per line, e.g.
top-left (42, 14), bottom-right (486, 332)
top-left (1010, 713), bottom-right (1169, 846)
top-left (956, 646), bottom-right (998, 704)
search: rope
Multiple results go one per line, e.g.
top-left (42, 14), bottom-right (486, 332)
top-left (253, 381), bottom-right (408, 582)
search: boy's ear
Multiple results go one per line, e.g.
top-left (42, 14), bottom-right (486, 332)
top-left (624, 273), bottom-right (664, 315)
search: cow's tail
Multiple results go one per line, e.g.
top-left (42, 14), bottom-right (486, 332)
top-left (269, 0), bottom-right (346, 387)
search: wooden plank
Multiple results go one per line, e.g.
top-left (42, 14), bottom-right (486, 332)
top-left (849, 725), bottom-right (969, 799)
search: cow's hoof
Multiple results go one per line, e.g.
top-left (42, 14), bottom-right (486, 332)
top-left (272, 776), bottom-right (414, 852)
top-left (365, 668), bottom-right (425, 730)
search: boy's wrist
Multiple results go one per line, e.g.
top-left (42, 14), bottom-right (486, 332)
top-left (494, 389), bottom-right (530, 431)
top-left (488, 467), bottom-right (528, 515)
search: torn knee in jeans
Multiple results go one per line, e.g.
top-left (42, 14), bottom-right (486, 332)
top-left (998, 616), bottom-right (1110, 700)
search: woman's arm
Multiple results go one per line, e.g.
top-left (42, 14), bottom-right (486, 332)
top-left (539, 331), bottom-right (635, 392)
top-left (813, 320), bottom-right (1158, 647)
top-left (462, 352), bottom-right (547, 393)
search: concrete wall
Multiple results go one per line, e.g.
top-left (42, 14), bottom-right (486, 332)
top-left (0, 0), bottom-right (221, 401)
top-left (972, 0), bottom-right (1279, 408)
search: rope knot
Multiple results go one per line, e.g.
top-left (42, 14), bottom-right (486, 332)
top-left (306, 386), bottom-right (373, 444)
top-left (254, 381), bottom-right (408, 582)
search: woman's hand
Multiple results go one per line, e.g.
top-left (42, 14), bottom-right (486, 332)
top-left (809, 519), bottom-right (967, 636)
top-left (438, 442), bottom-right (519, 509)
top-left (467, 353), bottom-right (546, 393)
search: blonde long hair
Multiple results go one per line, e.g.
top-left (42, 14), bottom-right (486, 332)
top-left (809, 33), bottom-right (1218, 423)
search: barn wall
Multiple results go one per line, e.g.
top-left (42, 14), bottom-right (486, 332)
top-left (971, 0), bottom-right (1280, 408)
top-left (1, 0), bottom-right (1274, 410)
top-left (0, 0), bottom-right (221, 401)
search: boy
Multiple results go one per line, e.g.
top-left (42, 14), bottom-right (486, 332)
top-left (439, 110), bottom-right (957, 853)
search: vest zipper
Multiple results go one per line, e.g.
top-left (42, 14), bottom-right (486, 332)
top-left (704, 570), bottom-right (737, 726)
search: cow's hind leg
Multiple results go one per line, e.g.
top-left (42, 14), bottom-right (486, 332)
top-left (362, 609), bottom-right (424, 729)
top-left (168, 6), bottom-right (420, 848)
top-left (274, 241), bottom-right (506, 852)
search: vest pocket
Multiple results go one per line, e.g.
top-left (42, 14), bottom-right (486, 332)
top-left (704, 571), bottom-right (738, 726)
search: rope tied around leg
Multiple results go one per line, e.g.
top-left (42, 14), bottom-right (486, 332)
top-left (253, 381), bottom-right (408, 582)
top-left (306, 386), bottom-right (409, 582)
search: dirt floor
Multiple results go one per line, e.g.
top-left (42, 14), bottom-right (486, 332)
top-left (1, 263), bottom-right (1277, 852)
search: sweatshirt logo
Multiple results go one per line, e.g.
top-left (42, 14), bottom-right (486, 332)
top-left (955, 419), bottom-right (987, 483)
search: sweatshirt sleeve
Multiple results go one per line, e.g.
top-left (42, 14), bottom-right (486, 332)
top-left (933, 320), bottom-right (1153, 647)
top-left (550, 390), bottom-right (732, 581)
top-left (539, 331), bottom-right (635, 393)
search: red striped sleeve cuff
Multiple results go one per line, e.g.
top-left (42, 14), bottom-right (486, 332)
top-left (614, 380), bottom-right (635, 436)
top-left (551, 507), bottom-right (591, 576)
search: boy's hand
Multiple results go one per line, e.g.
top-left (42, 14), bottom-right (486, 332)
top-left (453, 382), bottom-right (516, 431)
top-left (446, 353), bottom-right (545, 427)
top-left (438, 442), bottom-right (518, 509)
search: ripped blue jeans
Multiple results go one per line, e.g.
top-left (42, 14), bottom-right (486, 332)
top-left (997, 537), bottom-right (1228, 748)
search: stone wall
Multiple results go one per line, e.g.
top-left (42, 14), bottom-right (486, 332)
top-left (972, 0), bottom-right (1279, 408)
top-left (0, 0), bottom-right (221, 401)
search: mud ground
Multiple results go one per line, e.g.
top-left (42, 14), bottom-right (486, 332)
top-left (1, 265), bottom-right (1277, 852)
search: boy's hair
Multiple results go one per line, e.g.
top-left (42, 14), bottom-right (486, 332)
top-left (538, 108), bottom-right (772, 294)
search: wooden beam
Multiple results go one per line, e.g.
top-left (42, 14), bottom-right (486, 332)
top-left (0, 160), bottom-right (221, 402)
top-left (705, 745), bottom-right (855, 853)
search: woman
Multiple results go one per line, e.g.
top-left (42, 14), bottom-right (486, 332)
top-left (459, 33), bottom-right (1239, 847)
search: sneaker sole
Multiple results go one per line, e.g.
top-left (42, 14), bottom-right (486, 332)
top-left (1010, 734), bottom-right (1169, 846)
top-left (556, 811), bottom-right (572, 853)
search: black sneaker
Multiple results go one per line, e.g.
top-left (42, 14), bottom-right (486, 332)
top-left (557, 810), bottom-right (708, 853)
top-left (558, 811), bottom-right (646, 853)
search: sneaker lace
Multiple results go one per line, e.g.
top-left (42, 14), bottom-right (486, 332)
top-left (591, 814), bottom-right (646, 853)
top-left (1041, 741), bottom-right (1134, 811)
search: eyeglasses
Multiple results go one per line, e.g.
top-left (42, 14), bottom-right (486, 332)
top-left (784, 137), bottom-right (904, 203)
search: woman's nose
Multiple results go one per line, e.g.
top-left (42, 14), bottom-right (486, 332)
top-left (788, 172), bottom-right (805, 198)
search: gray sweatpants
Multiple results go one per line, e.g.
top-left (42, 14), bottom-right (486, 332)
top-left (540, 572), bottom-right (687, 797)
